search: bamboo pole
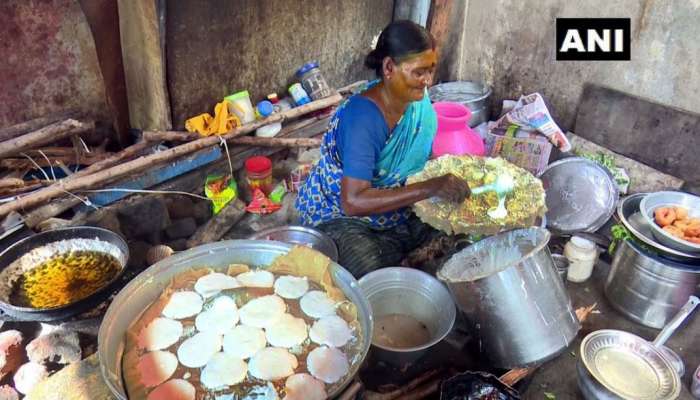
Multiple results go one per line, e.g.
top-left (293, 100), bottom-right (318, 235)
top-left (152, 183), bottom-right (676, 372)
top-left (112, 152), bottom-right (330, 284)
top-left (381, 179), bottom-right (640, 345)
top-left (3, 93), bottom-right (341, 218)
top-left (142, 131), bottom-right (321, 147)
top-left (0, 119), bottom-right (94, 159)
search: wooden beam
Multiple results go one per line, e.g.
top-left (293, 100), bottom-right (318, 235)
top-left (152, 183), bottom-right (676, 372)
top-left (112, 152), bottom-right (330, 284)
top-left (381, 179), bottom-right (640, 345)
top-left (2, 94), bottom-right (341, 218)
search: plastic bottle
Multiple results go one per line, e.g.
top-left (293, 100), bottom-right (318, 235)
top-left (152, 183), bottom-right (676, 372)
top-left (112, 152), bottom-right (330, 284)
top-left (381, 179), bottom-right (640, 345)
top-left (288, 83), bottom-right (311, 106)
top-left (256, 100), bottom-right (274, 118)
top-left (255, 97), bottom-right (282, 138)
top-left (296, 61), bottom-right (333, 100)
top-left (565, 236), bottom-right (599, 283)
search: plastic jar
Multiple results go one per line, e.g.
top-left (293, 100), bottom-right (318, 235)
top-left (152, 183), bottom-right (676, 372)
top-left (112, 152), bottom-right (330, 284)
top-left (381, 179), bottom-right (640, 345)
top-left (288, 83), bottom-right (311, 106)
top-left (296, 61), bottom-right (333, 100)
top-left (225, 91), bottom-right (256, 124)
top-left (245, 156), bottom-right (273, 195)
top-left (565, 236), bottom-right (598, 283)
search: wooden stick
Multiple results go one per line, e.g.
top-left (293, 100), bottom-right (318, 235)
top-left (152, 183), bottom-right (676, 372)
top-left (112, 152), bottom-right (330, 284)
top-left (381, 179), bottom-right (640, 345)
top-left (0, 110), bottom-right (80, 142)
top-left (7, 94), bottom-right (341, 219)
top-left (338, 381), bottom-right (363, 400)
top-left (1, 153), bottom-right (112, 169)
top-left (0, 119), bottom-right (94, 159)
top-left (142, 131), bottom-right (321, 148)
top-left (0, 178), bottom-right (25, 189)
top-left (186, 199), bottom-right (246, 248)
top-left (363, 370), bottom-right (441, 400)
top-left (394, 379), bottom-right (441, 400)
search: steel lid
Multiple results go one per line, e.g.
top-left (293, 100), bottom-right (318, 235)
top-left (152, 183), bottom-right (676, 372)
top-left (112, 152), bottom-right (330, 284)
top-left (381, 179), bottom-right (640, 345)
top-left (539, 157), bottom-right (619, 234)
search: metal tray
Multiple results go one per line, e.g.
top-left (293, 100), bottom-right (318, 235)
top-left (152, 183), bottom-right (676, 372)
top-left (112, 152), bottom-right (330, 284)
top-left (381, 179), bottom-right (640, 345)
top-left (539, 157), bottom-right (619, 234)
top-left (617, 193), bottom-right (700, 261)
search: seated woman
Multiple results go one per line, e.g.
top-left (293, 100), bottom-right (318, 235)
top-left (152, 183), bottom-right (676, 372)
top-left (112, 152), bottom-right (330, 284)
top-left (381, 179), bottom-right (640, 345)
top-left (296, 20), bottom-right (470, 277)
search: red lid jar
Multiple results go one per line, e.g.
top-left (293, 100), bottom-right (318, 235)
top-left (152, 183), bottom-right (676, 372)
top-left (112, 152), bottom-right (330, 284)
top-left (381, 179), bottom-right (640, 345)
top-left (245, 156), bottom-right (273, 195)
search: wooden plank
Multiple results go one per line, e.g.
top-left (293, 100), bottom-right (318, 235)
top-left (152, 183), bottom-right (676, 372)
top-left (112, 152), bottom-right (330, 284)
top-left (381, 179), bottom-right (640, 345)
top-left (574, 84), bottom-right (700, 192)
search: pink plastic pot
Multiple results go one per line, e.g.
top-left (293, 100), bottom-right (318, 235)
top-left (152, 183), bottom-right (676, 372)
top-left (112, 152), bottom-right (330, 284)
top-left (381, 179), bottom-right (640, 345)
top-left (432, 102), bottom-right (485, 158)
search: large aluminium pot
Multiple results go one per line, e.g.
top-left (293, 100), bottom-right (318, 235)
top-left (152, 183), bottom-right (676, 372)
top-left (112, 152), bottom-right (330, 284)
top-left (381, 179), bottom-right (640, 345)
top-left (605, 239), bottom-right (700, 329)
top-left (438, 227), bottom-right (580, 368)
top-left (98, 240), bottom-right (373, 399)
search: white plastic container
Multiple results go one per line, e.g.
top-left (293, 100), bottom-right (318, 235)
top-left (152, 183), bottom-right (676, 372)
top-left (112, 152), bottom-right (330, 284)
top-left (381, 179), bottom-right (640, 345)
top-left (565, 236), bottom-right (598, 283)
top-left (225, 90), bottom-right (256, 124)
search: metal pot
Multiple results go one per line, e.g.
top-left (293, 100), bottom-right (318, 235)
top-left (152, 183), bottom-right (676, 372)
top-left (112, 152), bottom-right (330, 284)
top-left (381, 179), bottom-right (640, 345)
top-left (605, 239), bottom-right (700, 329)
top-left (577, 296), bottom-right (699, 400)
top-left (0, 226), bottom-right (129, 321)
top-left (428, 81), bottom-right (492, 127)
top-left (358, 267), bottom-right (455, 366)
top-left (98, 240), bottom-right (373, 399)
top-left (438, 227), bottom-right (580, 368)
top-left (248, 225), bottom-right (339, 261)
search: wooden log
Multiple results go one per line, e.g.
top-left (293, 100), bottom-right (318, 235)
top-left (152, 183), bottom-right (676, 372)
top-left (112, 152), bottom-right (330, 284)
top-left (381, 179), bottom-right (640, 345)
top-left (0, 178), bottom-right (25, 189)
top-left (338, 381), bottom-right (363, 400)
top-left (142, 131), bottom-right (321, 148)
top-left (0, 94), bottom-right (341, 217)
top-left (186, 199), bottom-right (246, 248)
top-left (363, 370), bottom-right (441, 400)
top-left (21, 140), bottom-right (154, 227)
top-left (1, 153), bottom-right (112, 170)
top-left (0, 110), bottom-right (79, 142)
top-left (0, 119), bottom-right (95, 159)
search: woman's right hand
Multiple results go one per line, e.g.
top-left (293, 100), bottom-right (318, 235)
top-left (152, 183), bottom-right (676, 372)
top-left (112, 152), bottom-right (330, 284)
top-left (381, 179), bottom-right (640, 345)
top-left (429, 174), bottom-right (471, 203)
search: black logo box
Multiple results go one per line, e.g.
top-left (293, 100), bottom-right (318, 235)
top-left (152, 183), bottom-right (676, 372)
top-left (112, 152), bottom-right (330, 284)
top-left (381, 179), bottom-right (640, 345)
top-left (556, 18), bottom-right (631, 61)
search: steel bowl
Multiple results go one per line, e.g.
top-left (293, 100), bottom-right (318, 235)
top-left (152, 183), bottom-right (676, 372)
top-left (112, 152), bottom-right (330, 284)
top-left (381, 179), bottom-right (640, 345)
top-left (358, 267), bottom-right (456, 366)
top-left (98, 240), bottom-right (372, 399)
top-left (617, 193), bottom-right (700, 261)
top-left (640, 191), bottom-right (700, 254)
top-left (248, 225), bottom-right (339, 261)
top-left (0, 226), bottom-right (129, 321)
top-left (539, 157), bottom-right (619, 234)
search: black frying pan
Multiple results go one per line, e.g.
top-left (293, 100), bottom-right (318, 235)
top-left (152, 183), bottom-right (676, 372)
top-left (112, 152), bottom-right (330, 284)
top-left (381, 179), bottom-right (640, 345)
top-left (0, 226), bottom-right (129, 321)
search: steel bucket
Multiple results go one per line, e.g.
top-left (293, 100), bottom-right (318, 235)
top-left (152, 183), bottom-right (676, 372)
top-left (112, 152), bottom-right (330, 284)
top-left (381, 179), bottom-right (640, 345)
top-left (358, 267), bottom-right (456, 366)
top-left (605, 239), bottom-right (700, 329)
top-left (437, 227), bottom-right (579, 368)
top-left (429, 81), bottom-right (492, 127)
